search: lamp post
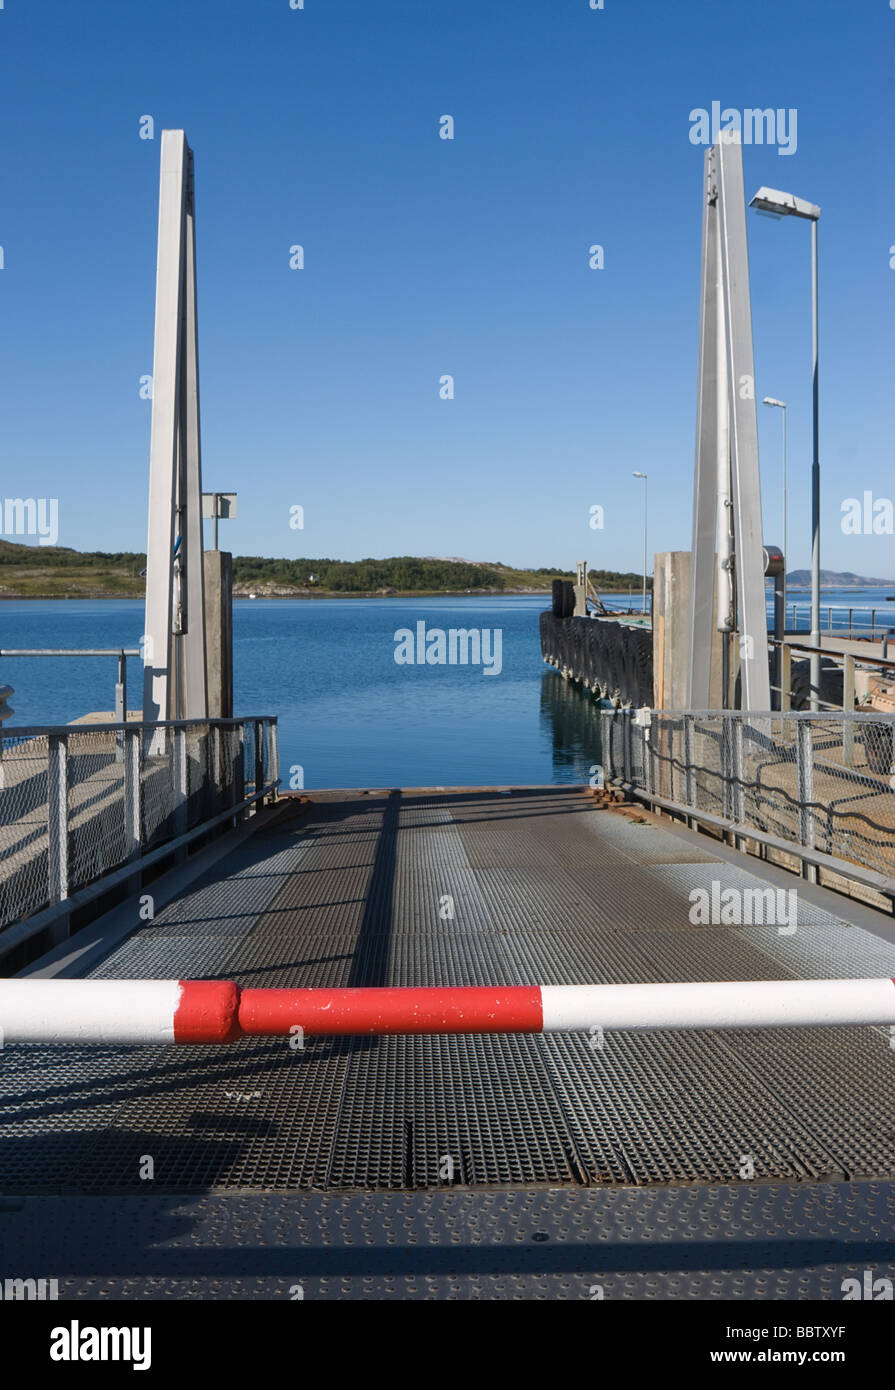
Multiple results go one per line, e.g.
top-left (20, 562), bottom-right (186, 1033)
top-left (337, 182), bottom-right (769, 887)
top-left (749, 186), bottom-right (821, 709)
top-left (633, 471), bottom-right (648, 616)
top-left (762, 397), bottom-right (787, 619)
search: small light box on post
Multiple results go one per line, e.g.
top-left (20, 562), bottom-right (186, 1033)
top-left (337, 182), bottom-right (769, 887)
top-left (201, 492), bottom-right (238, 551)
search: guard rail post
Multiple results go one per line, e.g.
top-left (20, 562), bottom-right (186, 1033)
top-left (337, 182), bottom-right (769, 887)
top-left (0, 686), bottom-right (14, 783)
top-left (268, 718), bottom-right (279, 798)
top-left (732, 716), bottom-right (745, 851)
top-left (683, 713), bottom-right (695, 812)
top-left (623, 707), bottom-right (632, 784)
top-left (254, 719), bottom-right (265, 813)
top-left (123, 725), bottom-right (143, 894)
top-left (234, 720), bottom-right (246, 824)
top-left (780, 643), bottom-right (792, 720)
top-left (796, 717), bottom-right (817, 884)
top-left (173, 725), bottom-right (188, 859)
top-left (115, 652), bottom-right (127, 762)
top-left (843, 657), bottom-right (856, 765)
top-left (47, 732), bottom-right (70, 942)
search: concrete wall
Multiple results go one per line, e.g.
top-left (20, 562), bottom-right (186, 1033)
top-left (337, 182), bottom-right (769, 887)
top-left (204, 550), bottom-right (233, 719)
top-left (653, 550), bottom-right (724, 710)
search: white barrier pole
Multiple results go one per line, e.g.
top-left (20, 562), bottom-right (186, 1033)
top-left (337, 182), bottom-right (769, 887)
top-left (0, 978), bottom-right (893, 1046)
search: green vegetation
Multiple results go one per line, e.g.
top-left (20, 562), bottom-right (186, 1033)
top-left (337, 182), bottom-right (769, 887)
top-left (235, 555), bottom-right (515, 592)
top-left (585, 570), bottom-right (652, 592)
top-left (0, 539), bottom-right (651, 598)
top-left (234, 557), bottom-right (650, 593)
top-left (0, 540), bottom-right (145, 597)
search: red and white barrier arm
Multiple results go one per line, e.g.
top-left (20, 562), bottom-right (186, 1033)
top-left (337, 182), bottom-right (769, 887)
top-left (1, 977), bottom-right (895, 1045)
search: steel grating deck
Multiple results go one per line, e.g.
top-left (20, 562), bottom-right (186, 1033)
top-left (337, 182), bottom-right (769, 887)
top-left (4, 786), bottom-right (895, 1296)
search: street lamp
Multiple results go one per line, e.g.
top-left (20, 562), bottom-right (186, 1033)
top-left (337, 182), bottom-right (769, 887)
top-left (749, 185), bottom-right (821, 709)
top-left (762, 397), bottom-right (787, 618)
top-left (632, 471), bottom-right (648, 617)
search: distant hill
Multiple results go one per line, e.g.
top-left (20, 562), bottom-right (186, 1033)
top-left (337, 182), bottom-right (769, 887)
top-left (0, 539), bottom-right (146, 597)
top-left (3, 538), bottom-right (890, 598)
top-left (0, 540), bottom-right (648, 599)
top-left (231, 557), bottom-right (649, 597)
top-left (785, 569), bottom-right (895, 589)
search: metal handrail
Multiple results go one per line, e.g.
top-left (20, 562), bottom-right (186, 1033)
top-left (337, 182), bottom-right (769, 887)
top-left (601, 705), bottom-right (895, 896)
top-left (649, 707), bottom-right (895, 721)
top-left (0, 649), bottom-right (140, 656)
top-left (769, 636), bottom-right (895, 669)
top-left (785, 602), bottom-right (895, 640)
top-left (3, 715), bottom-right (278, 738)
top-left (0, 782), bottom-right (278, 962)
top-left (0, 715), bottom-right (280, 952)
top-left (0, 649), bottom-right (142, 726)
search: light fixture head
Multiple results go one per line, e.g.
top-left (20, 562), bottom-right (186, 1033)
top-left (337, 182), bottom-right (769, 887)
top-left (749, 186), bottom-right (821, 221)
top-left (763, 397), bottom-right (786, 409)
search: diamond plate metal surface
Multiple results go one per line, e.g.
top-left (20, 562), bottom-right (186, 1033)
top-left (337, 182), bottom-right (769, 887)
top-left (2, 1181), bottom-right (895, 1299)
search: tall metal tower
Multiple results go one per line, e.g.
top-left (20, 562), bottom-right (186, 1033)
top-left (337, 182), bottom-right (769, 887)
top-left (687, 134), bottom-right (770, 713)
top-left (142, 130), bottom-right (208, 739)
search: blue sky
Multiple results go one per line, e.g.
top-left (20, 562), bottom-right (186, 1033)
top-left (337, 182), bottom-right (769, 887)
top-left (0, 0), bottom-right (893, 576)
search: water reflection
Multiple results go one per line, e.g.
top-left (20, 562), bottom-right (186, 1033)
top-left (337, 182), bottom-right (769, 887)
top-left (539, 669), bottom-right (605, 783)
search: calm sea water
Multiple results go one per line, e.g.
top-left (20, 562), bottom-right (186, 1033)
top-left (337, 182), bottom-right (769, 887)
top-left (0, 595), bottom-right (604, 788)
top-left (3, 588), bottom-right (893, 788)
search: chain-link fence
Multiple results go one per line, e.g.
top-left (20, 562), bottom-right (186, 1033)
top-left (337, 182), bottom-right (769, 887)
top-left (601, 707), bottom-right (895, 881)
top-left (0, 716), bottom-right (278, 933)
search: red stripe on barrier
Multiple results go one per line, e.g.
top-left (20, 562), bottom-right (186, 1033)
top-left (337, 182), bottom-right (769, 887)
top-left (236, 985), bottom-right (544, 1037)
top-left (174, 980), bottom-right (241, 1043)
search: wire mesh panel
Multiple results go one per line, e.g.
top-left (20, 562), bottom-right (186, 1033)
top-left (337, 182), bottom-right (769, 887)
top-left (602, 707), bottom-right (895, 882)
top-left (688, 718), bottom-right (726, 818)
top-left (0, 717), bottom-right (278, 937)
top-left (0, 732), bottom-right (52, 927)
top-left (141, 724), bottom-right (175, 849)
top-left (66, 728), bottom-right (129, 894)
top-left (242, 720), bottom-right (257, 799)
top-left (600, 707), bottom-right (647, 788)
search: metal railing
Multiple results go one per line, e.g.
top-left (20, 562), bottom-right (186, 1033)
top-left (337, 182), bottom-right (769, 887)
top-left (0, 649), bottom-right (139, 728)
top-left (601, 706), bottom-right (895, 893)
top-left (784, 602), bottom-right (895, 640)
top-left (0, 715), bottom-right (279, 942)
top-left (769, 637), bottom-right (895, 714)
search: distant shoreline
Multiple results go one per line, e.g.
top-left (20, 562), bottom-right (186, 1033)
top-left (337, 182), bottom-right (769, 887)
top-left (1, 586), bottom-right (892, 603)
top-left (0, 588), bottom-right (559, 602)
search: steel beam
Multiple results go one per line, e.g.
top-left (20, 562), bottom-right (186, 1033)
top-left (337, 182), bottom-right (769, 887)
top-left (687, 148), bottom-right (721, 709)
top-left (716, 135), bottom-right (771, 710)
top-left (142, 131), bottom-right (208, 744)
top-left (688, 136), bottom-right (771, 712)
top-left (181, 150), bottom-right (208, 718)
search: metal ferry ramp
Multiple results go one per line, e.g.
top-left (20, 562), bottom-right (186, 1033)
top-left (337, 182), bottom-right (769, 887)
top-left (4, 786), bottom-right (895, 1299)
